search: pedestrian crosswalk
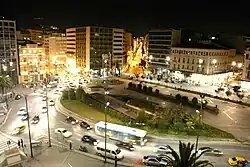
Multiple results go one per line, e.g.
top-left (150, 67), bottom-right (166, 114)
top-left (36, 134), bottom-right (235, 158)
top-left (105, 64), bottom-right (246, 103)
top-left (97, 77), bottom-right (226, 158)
top-left (0, 132), bottom-right (17, 154)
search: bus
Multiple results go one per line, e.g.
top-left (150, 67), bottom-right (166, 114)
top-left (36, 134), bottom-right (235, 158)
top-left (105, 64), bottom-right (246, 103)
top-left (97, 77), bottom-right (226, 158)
top-left (95, 121), bottom-right (147, 146)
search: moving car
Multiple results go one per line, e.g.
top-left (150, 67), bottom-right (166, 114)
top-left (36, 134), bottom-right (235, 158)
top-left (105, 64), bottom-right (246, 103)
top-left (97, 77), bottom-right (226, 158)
top-left (17, 107), bottom-right (27, 115)
top-left (66, 116), bottom-right (78, 125)
top-left (198, 147), bottom-right (223, 156)
top-left (42, 96), bottom-right (47, 101)
top-left (228, 157), bottom-right (248, 166)
top-left (11, 125), bottom-right (26, 135)
top-left (31, 115), bottom-right (40, 124)
top-left (54, 128), bottom-right (72, 138)
top-left (14, 94), bottom-right (22, 100)
top-left (81, 135), bottom-right (99, 145)
top-left (95, 142), bottom-right (124, 160)
top-left (41, 106), bottom-right (47, 113)
top-left (153, 145), bottom-right (171, 153)
top-left (142, 155), bottom-right (170, 166)
top-left (21, 114), bottom-right (28, 121)
top-left (49, 100), bottom-right (55, 106)
top-left (115, 141), bottom-right (135, 151)
top-left (79, 121), bottom-right (91, 130)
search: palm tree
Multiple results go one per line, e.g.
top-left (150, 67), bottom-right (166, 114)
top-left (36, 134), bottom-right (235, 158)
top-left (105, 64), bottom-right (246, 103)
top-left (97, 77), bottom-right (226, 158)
top-left (0, 75), bottom-right (13, 109)
top-left (160, 141), bottom-right (214, 167)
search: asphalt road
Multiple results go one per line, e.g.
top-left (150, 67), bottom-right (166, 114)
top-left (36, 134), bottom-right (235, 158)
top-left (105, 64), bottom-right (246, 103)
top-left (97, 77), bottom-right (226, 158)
top-left (118, 78), bottom-right (250, 142)
top-left (0, 82), bottom-right (250, 167)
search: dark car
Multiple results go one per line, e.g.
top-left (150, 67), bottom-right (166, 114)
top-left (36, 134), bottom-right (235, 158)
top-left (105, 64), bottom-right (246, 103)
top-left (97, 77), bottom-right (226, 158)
top-left (115, 141), bottom-right (135, 151)
top-left (81, 135), bottom-right (99, 145)
top-left (15, 95), bottom-right (22, 100)
top-left (79, 121), bottom-right (91, 130)
top-left (66, 116), bottom-right (78, 125)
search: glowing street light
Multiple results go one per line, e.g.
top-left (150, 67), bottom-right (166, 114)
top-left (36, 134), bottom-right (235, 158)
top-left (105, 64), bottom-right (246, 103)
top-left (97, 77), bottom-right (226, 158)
top-left (166, 56), bottom-right (170, 62)
top-left (149, 55), bottom-right (153, 60)
top-left (237, 63), bottom-right (243, 68)
top-left (212, 59), bottom-right (217, 64)
top-left (231, 61), bottom-right (236, 67)
top-left (198, 59), bottom-right (203, 64)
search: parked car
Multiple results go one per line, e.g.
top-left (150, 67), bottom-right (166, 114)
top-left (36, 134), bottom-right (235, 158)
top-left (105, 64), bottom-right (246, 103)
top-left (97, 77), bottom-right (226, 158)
top-left (79, 121), bottom-right (91, 130)
top-left (41, 106), bottom-right (47, 113)
top-left (42, 96), bottom-right (47, 101)
top-left (66, 116), bottom-right (78, 125)
top-left (81, 135), bottom-right (99, 145)
top-left (142, 155), bottom-right (170, 166)
top-left (115, 141), bottom-right (135, 151)
top-left (54, 128), bottom-right (72, 138)
top-left (21, 114), bottom-right (28, 121)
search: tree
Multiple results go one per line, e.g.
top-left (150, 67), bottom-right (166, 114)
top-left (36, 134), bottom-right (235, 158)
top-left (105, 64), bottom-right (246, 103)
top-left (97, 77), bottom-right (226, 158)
top-left (68, 88), bottom-right (76, 100)
top-left (62, 90), bottom-right (69, 100)
top-left (176, 94), bottom-right (182, 103)
top-left (182, 96), bottom-right (189, 104)
top-left (192, 97), bottom-right (198, 105)
top-left (143, 85), bottom-right (148, 92)
top-left (128, 82), bottom-right (133, 88)
top-left (147, 87), bottom-right (153, 94)
top-left (136, 110), bottom-right (147, 123)
top-left (137, 84), bottom-right (142, 91)
top-left (76, 87), bottom-right (84, 100)
top-left (0, 76), bottom-right (13, 109)
top-left (161, 141), bottom-right (214, 167)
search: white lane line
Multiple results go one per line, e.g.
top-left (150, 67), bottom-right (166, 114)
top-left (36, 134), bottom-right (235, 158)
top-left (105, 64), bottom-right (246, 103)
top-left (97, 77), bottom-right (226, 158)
top-left (223, 111), bottom-right (235, 122)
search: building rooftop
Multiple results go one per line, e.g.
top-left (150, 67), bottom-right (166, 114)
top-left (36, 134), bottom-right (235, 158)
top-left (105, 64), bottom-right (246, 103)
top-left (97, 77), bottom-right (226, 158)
top-left (173, 42), bottom-right (229, 50)
top-left (17, 40), bottom-right (41, 46)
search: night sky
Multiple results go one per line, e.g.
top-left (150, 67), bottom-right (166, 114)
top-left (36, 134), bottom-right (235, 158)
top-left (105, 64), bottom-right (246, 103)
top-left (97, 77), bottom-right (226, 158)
top-left (1, 0), bottom-right (250, 36)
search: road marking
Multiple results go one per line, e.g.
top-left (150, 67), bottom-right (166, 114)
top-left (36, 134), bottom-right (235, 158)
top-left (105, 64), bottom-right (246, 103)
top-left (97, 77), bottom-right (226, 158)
top-left (223, 111), bottom-right (235, 122)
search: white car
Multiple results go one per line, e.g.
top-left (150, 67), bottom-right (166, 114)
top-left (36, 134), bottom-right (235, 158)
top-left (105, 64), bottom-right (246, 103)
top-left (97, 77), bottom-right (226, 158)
top-left (41, 106), bottom-right (47, 113)
top-left (42, 96), bottom-right (47, 101)
top-left (17, 107), bottom-right (27, 115)
top-left (54, 128), bottom-right (72, 138)
top-left (153, 145), bottom-right (171, 153)
top-left (49, 100), bottom-right (55, 106)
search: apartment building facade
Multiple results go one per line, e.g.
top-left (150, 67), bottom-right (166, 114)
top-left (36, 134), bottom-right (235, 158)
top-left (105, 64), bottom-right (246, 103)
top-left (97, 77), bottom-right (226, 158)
top-left (66, 26), bottom-right (126, 73)
top-left (170, 43), bottom-right (239, 75)
top-left (146, 29), bottom-right (181, 73)
top-left (243, 50), bottom-right (250, 80)
top-left (0, 19), bottom-right (18, 84)
top-left (18, 44), bottom-right (46, 83)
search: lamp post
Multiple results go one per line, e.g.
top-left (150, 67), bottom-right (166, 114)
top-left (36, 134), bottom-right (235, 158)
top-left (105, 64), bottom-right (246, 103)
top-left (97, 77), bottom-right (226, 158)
top-left (104, 97), bottom-right (110, 163)
top-left (195, 109), bottom-right (202, 155)
top-left (45, 83), bottom-right (52, 147)
top-left (24, 95), bottom-right (34, 158)
top-left (231, 61), bottom-right (236, 74)
top-left (165, 56), bottom-right (170, 78)
top-left (199, 94), bottom-right (205, 120)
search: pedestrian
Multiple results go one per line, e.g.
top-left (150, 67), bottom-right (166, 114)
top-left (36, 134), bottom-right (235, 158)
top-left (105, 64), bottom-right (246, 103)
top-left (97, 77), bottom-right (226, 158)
top-left (114, 155), bottom-right (118, 167)
top-left (69, 142), bottom-right (72, 150)
top-left (17, 140), bottom-right (20, 148)
top-left (20, 139), bottom-right (24, 148)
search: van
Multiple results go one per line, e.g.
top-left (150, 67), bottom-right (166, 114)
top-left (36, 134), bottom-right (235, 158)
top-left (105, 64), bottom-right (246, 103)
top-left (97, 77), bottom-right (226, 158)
top-left (95, 142), bottom-right (124, 160)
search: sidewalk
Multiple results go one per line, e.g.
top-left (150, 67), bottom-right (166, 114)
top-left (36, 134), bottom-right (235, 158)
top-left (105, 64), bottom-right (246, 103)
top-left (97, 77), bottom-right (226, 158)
top-left (25, 146), bottom-right (124, 167)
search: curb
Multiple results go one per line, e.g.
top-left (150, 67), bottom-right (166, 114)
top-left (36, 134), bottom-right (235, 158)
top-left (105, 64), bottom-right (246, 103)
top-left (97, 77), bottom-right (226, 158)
top-left (55, 97), bottom-right (250, 145)
top-left (0, 108), bottom-right (12, 127)
top-left (51, 143), bottom-right (135, 167)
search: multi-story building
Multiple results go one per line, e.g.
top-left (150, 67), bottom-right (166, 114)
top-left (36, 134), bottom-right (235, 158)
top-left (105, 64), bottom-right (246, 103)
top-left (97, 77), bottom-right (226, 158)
top-left (66, 26), bottom-right (126, 73)
top-left (27, 29), bottom-right (43, 45)
top-left (124, 32), bottom-right (133, 65)
top-left (18, 44), bottom-right (46, 83)
top-left (47, 33), bottom-right (67, 73)
top-left (146, 29), bottom-right (181, 73)
top-left (243, 49), bottom-right (250, 80)
top-left (0, 19), bottom-right (18, 84)
top-left (170, 43), bottom-right (240, 75)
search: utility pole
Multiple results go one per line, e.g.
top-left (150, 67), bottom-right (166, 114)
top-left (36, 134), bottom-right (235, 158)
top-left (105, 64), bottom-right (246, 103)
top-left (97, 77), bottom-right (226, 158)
top-left (24, 95), bottom-right (33, 158)
top-left (45, 83), bottom-right (51, 147)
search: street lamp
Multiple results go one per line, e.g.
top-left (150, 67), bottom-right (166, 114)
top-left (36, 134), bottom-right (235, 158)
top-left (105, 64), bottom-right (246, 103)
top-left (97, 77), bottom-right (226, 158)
top-left (24, 95), bottom-right (34, 158)
top-left (104, 98), bottom-right (110, 163)
top-left (198, 59), bottom-right (203, 72)
top-left (45, 83), bottom-right (52, 147)
top-left (237, 63), bottom-right (243, 69)
top-left (195, 109), bottom-right (202, 156)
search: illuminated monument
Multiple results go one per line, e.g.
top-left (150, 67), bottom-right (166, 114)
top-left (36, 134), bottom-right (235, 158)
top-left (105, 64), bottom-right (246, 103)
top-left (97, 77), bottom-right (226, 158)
top-left (122, 38), bottom-right (150, 75)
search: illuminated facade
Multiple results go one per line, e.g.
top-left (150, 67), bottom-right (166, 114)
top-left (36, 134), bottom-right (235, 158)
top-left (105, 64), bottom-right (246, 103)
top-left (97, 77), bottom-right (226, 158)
top-left (18, 44), bottom-right (46, 83)
top-left (243, 49), bottom-right (250, 80)
top-left (146, 29), bottom-right (181, 71)
top-left (27, 29), bottom-right (43, 45)
top-left (66, 26), bottom-right (126, 73)
top-left (171, 43), bottom-right (240, 75)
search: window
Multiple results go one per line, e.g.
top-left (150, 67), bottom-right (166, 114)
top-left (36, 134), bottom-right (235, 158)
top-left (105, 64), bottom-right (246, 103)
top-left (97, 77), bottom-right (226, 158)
top-left (192, 59), bottom-right (194, 64)
top-left (187, 58), bottom-right (189, 63)
top-left (178, 58), bottom-right (180, 62)
top-left (183, 58), bottom-right (185, 63)
top-left (192, 66), bottom-right (194, 70)
top-left (182, 65), bottom-right (184, 69)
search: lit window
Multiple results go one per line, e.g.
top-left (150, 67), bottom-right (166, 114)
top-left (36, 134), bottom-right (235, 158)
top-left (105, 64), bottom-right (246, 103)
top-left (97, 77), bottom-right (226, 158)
top-left (23, 50), bottom-right (26, 53)
top-left (33, 50), bottom-right (37, 53)
top-left (29, 50), bottom-right (32, 53)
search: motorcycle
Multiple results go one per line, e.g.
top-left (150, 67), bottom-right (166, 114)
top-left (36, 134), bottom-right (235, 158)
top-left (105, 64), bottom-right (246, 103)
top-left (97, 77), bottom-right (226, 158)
top-left (79, 146), bottom-right (88, 152)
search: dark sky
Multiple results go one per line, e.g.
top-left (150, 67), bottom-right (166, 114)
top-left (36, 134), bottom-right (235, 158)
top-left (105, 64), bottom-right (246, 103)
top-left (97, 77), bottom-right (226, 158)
top-left (1, 0), bottom-right (250, 36)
